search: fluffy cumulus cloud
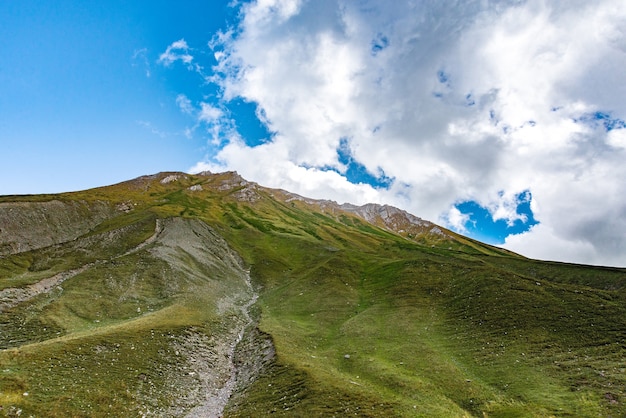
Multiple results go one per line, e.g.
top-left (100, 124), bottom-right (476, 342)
top-left (174, 0), bottom-right (626, 266)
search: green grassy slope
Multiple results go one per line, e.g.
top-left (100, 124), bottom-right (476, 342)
top-left (1, 171), bottom-right (625, 417)
top-left (218, 197), bottom-right (626, 417)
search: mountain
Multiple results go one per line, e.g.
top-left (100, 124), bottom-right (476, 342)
top-left (0, 171), bottom-right (625, 417)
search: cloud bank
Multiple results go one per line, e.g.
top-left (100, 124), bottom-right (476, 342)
top-left (167, 0), bottom-right (626, 266)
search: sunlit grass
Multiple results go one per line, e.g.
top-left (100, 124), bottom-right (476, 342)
top-left (1, 172), bottom-right (625, 416)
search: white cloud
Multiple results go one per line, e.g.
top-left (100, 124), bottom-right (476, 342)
top-left (158, 39), bottom-right (194, 67)
top-left (191, 136), bottom-right (381, 205)
top-left (443, 207), bottom-right (471, 234)
top-left (198, 102), bottom-right (223, 123)
top-left (176, 94), bottom-right (194, 115)
top-left (137, 120), bottom-right (168, 138)
top-left (607, 128), bottom-right (626, 149)
top-left (488, 191), bottom-right (532, 227)
top-left (189, 0), bottom-right (626, 266)
top-left (504, 224), bottom-right (599, 266)
top-left (131, 48), bottom-right (151, 77)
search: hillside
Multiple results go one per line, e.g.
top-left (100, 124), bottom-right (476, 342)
top-left (0, 171), bottom-right (625, 417)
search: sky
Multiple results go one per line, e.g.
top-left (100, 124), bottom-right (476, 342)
top-left (2, 0), bottom-right (626, 267)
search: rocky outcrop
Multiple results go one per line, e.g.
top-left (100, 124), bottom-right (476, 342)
top-left (0, 200), bottom-right (116, 256)
top-left (340, 202), bottom-right (451, 238)
top-left (277, 187), bottom-right (451, 240)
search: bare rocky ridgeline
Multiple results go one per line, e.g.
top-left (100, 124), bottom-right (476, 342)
top-left (340, 202), bottom-right (449, 237)
top-left (281, 189), bottom-right (449, 238)
top-left (128, 170), bottom-right (451, 239)
top-left (0, 200), bottom-right (117, 255)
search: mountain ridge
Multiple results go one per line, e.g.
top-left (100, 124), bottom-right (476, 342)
top-left (1, 170), bottom-right (625, 417)
top-left (116, 170), bottom-right (515, 257)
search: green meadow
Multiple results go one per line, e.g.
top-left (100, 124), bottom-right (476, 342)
top-left (0, 172), bottom-right (624, 417)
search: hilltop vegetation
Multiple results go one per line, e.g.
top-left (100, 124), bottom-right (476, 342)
top-left (0, 171), bottom-right (625, 417)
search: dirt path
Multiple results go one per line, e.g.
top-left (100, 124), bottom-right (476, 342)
top-left (0, 264), bottom-right (93, 313)
top-left (120, 218), bottom-right (163, 257)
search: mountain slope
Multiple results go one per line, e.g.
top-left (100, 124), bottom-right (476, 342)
top-left (1, 171), bottom-right (625, 417)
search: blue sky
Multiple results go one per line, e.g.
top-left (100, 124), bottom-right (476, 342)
top-left (2, 0), bottom-right (626, 267)
top-left (1, 0), bottom-right (232, 192)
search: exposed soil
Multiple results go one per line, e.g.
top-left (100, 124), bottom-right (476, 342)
top-left (182, 274), bottom-right (261, 418)
top-left (136, 218), bottom-right (271, 417)
top-left (0, 264), bottom-right (92, 313)
top-left (0, 200), bottom-right (116, 256)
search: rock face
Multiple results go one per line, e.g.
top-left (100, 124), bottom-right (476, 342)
top-left (340, 203), bottom-right (439, 235)
top-left (278, 191), bottom-right (451, 240)
top-left (0, 200), bottom-right (115, 255)
top-left (161, 174), bottom-right (187, 184)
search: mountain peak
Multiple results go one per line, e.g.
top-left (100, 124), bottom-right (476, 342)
top-left (108, 171), bottom-right (499, 253)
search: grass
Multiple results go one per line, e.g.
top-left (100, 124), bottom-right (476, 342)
top-left (0, 322), bottom-right (202, 417)
top-left (0, 211), bottom-right (157, 289)
top-left (1, 171), bottom-right (625, 417)
top-left (213, 185), bottom-right (626, 416)
top-left (0, 194), bottom-right (254, 415)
